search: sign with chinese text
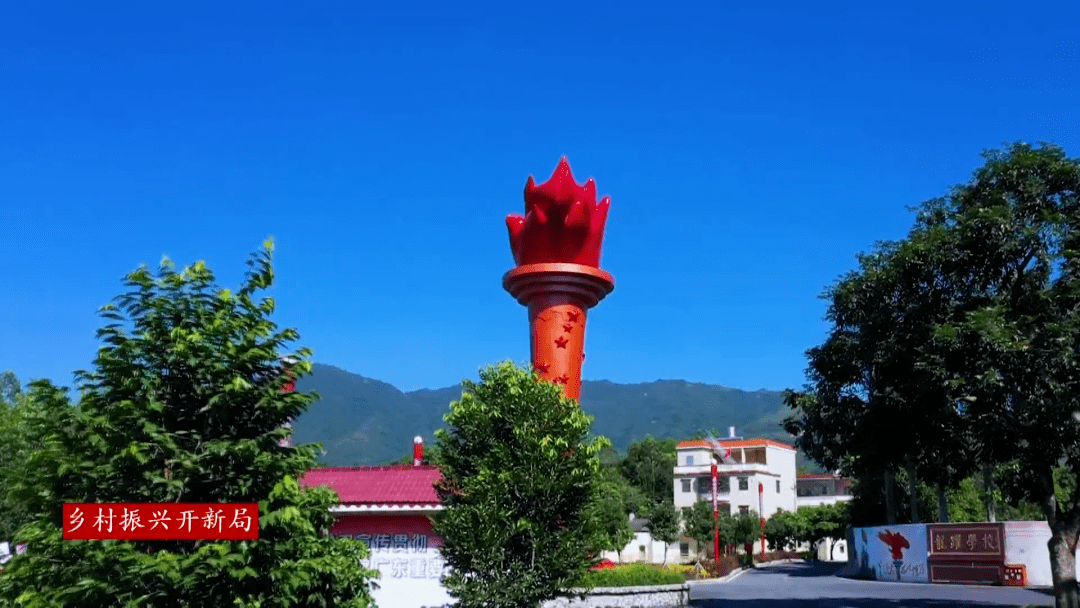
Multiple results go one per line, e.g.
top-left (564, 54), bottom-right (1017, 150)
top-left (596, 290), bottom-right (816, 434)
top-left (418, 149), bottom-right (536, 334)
top-left (62, 503), bottom-right (258, 541)
top-left (927, 523), bottom-right (1004, 562)
top-left (926, 523), bottom-right (1004, 585)
top-left (332, 514), bottom-right (453, 608)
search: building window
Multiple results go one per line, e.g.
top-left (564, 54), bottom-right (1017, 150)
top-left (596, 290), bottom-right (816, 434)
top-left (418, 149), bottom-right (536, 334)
top-left (680, 542), bottom-right (689, 557)
top-left (681, 479), bottom-right (692, 493)
top-left (739, 505), bottom-right (749, 515)
top-left (718, 476), bottom-right (730, 493)
top-left (738, 476), bottom-right (749, 491)
top-left (776, 480), bottom-right (781, 493)
top-left (686, 455), bottom-right (694, 465)
top-left (697, 477), bottom-right (711, 494)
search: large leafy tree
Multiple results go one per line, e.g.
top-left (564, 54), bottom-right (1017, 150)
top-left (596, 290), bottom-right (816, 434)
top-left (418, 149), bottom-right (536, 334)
top-left (785, 231), bottom-right (981, 525)
top-left (619, 437), bottom-right (678, 507)
top-left (788, 143), bottom-right (1080, 608)
top-left (0, 242), bottom-right (377, 607)
top-left (431, 361), bottom-right (609, 608)
top-left (925, 143), bottom-right (1080, 608)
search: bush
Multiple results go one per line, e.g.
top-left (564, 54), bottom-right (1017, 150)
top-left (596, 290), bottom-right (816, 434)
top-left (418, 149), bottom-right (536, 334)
top-left (801, 550), bottom-right (817, 561)
top-left (581, 563), bottom-right (685, 587)
top-left (738, 553), bottom-right (755, 569)
top-left (662, 563), bottom-right (693, 576)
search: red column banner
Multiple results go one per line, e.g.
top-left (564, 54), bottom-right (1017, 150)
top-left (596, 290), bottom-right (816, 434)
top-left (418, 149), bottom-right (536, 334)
top-left (62, 503), bottom-right (259, 541)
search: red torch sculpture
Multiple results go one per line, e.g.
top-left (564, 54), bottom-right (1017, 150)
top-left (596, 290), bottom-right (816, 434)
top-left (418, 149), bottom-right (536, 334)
top-left (503, 157), bottom-right (614, 400)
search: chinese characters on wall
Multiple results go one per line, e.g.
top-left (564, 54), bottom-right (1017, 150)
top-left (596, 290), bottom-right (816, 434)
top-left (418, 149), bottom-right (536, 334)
top-left (355, 533), bottom-right (447, 580)
top-left (927, 524), bottom-right (1003, 559)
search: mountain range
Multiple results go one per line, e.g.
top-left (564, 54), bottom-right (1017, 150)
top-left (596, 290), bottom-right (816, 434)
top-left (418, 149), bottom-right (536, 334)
top-left (291, 363), bottom-right (817, 470)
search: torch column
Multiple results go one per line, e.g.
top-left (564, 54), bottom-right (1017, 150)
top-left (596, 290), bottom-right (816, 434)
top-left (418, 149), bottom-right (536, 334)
top-left (504, 263), bottom-right (613, 401)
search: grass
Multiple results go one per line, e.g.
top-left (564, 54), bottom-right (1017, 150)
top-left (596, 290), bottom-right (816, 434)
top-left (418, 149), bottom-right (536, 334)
top-left (581, 563), bottom-right (686, 587)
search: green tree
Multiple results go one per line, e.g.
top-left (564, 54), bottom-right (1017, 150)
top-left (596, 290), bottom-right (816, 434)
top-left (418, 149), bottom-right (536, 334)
top-left (590, 480), bottom-right (634, 561)
top-left (431, 361), bottom-right (609, 608)
top-left (797, 503), bottom-right (850, 560)
top-left (0, 242), bottom-right (377, 607)
top-left (920, 143), bottom-right (1080, 607)
top-left (0, 371), bottom-right (35, 541)
top-left (764, 509), bottom-right (802, 552)
top-left (730, 511), bottom-right (760, 548)
top-left (681, 501), bottom-right (716, 559)
top-left (620, 437), bottom-right (677, 506)
top-left (646, 501), bottom-right (679, 565)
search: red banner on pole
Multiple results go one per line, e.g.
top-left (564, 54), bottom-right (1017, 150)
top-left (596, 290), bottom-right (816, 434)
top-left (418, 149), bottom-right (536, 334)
top-left (62, 503), bottom-right (259, 541)
top-left (758, 483), bottom-right (765, 556)
top-left (708, 466), bottom-right (717, 561)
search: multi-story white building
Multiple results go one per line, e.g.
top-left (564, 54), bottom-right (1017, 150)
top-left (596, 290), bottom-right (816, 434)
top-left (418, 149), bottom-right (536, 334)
top-left (796, 473), bottom-right (853, 508)
top-left (672, 429), bottom-right (797, 557)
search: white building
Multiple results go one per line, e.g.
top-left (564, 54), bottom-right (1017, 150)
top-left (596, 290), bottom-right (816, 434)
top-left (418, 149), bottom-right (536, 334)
top-left (673, 429), bottom-right (797, 558)
top-left (796, 473), bottom-right (853, 509)
top-left (600, 514), bottom-right (682, 565)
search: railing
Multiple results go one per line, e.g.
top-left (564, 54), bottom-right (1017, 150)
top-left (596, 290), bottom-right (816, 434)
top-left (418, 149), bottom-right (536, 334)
top-left (674, 463), bottom-right (771, 475)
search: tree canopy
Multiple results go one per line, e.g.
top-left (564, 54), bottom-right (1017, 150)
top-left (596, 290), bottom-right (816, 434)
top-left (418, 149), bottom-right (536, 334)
top-left (0, 242), bottom-right (377, 607)
top-left (432, 361), bottom-right (609, 608)
top-left (784, 142), bottom-right (1080, 607)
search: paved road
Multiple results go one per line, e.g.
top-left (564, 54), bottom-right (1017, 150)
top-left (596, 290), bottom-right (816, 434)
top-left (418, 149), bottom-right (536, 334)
top-left (689, 562), bottom-right (1056, 607)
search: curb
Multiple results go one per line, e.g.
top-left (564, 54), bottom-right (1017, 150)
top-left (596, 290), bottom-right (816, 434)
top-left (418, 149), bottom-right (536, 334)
top-left (685, 558), bottom-right (811, 586)
top-left (686, 568), bottom-right (746, 586)
top-left (753, 558), bottom-right (805, 568)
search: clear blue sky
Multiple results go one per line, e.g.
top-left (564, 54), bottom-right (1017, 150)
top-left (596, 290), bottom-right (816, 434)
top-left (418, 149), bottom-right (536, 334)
top-left (2, 1), bottom-right (1078, 394)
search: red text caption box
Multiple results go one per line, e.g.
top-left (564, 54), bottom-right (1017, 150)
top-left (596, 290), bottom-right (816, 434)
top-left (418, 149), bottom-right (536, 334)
top-left (63, 503), bottom-right (259, 541)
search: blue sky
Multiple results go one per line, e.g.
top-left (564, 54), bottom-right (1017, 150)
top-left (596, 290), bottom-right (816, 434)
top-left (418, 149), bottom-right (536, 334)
top-left (2, 1), bottom-right (1077, 394)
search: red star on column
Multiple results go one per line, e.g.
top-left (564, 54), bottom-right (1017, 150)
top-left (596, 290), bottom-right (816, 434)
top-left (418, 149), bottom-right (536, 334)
top-left (566, 311), bottom-right (580, 322)
top-left (534, 362), bottom-right (550, 374)
top-left (554, 336), bottom-right (568, 349)
top-left (556, 374), bottom-right (570, 384)
top-left (562, 324), bottom-right (573, 333)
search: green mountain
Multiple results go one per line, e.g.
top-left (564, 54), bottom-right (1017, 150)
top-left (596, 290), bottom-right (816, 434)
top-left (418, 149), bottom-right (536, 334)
top-left (292, 363), bottom-right (810, 468)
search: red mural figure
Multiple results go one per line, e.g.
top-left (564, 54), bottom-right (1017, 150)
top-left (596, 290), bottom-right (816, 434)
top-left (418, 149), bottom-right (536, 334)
top-left (879, 529), bottom-right (910, 581)
top-left (503, 158), bottom-right (615, 400)
top-left (878, 530), bottom-right (910, 560)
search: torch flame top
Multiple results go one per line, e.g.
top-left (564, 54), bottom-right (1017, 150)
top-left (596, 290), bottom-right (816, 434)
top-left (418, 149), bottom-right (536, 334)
top-left (506, 157), bottom-right (611, 268)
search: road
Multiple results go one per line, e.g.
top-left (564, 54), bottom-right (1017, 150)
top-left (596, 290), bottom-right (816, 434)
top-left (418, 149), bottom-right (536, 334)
top-left (689, 561), bottom-right (1055, 607)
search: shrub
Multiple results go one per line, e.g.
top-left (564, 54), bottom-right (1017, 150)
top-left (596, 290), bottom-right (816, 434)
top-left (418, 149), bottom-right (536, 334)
top-left (662, 563), bottom-right (693, 576)
top-left (581, 563), bottom-right (684, 587)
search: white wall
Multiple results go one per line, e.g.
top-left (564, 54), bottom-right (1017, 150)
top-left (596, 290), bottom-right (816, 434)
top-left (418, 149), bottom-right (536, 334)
top-left (600, 531), bottom-right (681, 565)
top-left (1002, 520), bottom-right (1080, 587)
top-left (797, 495), bottom-right (854, 508)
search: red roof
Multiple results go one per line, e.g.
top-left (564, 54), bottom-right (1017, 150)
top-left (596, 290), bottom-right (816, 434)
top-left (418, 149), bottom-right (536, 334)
top-left (300, 466), bottom-right (442, 506)
top-left (676, 438), bottom-right (795, 450)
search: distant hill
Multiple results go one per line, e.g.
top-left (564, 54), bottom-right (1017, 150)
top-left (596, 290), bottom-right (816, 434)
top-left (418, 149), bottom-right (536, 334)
top-left (292, 363), bottom-right (818, 470)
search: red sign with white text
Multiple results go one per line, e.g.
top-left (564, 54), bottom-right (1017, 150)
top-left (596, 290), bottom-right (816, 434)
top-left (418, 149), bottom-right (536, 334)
top-left (62, 503), bottom-right (259, 541)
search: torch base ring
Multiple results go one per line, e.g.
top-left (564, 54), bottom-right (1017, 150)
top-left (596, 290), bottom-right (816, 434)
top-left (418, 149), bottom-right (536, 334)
top-left (502, 263), bottom-right (615, 308)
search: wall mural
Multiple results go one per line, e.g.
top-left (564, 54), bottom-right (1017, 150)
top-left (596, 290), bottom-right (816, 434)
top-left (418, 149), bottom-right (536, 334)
top-left (849, 523), bottom-right (929, 583)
